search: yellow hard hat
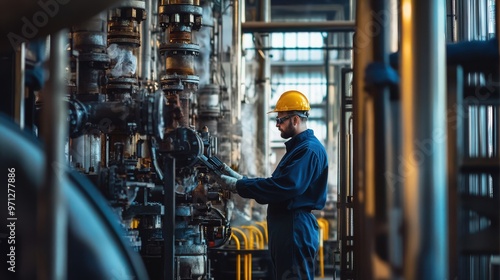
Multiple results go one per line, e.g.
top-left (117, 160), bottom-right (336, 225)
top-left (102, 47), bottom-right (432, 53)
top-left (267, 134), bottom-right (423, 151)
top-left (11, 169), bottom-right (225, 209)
top-left (268, 90), bottom-right (310, 113)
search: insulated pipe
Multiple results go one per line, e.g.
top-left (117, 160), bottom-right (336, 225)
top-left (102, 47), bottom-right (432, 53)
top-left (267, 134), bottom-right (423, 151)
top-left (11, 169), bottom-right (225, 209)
top-left (400, 1), bottom-right (447, 279)
top-left (241, 21), bottom-right (355, 33)
top-left (140, 0), bottom-right (153, 82)
top-left (37, 29), bottom-right (69, 280)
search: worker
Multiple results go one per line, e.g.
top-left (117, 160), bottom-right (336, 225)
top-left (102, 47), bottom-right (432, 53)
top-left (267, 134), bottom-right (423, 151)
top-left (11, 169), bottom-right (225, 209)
top-left (219, 90), bottom-right (329, 280)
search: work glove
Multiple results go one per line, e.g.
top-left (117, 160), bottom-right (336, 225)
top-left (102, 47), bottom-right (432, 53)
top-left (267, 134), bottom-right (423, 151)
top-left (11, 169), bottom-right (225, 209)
top-left (220, 174), bottom-right (238, 192)
top-left (223, 164), bottom-right (243, 180)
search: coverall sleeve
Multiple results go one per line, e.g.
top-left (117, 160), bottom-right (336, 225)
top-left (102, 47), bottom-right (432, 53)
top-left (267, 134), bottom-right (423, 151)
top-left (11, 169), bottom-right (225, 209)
top-left (235, 147), bottom-right (321, 204)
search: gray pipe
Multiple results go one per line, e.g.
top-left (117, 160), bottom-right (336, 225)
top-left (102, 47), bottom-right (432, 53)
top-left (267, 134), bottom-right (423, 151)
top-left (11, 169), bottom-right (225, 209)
top-left (456, 0), bottom-right (470, 41)
top-left (14, 43), bottom-right (25, 128)
top-left (259, 0), bottom-right (270, 177)
top-left (140, 0), bottom-right (152, 82)
top-left (400, 1), bottom-right (448, 279)
top-left (479, 0), bottom-right (488, 40)
top-left (232, 0), bottom-right (242, 123)
top-left (37, 29), bottom-right (69, 280)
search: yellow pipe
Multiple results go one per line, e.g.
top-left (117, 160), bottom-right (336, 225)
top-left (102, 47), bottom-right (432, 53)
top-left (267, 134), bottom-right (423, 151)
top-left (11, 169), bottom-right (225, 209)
top-left (232, 227), bottom-right (249, 280)
top-left (242, 225), bottom-right (265, 249)
top-left (231, 233), bottom-right (242, 280)
top-left (242, 225), bottom-right (268, 280)
top-left (243, 227), bottom-right (253, 280)
top-left (318, 227), bottom-right (325, 278)
top-left (255, 221), bottom-right (268, 244)
top-left (316, 218), bottom-right (329, 278)
top-left (317, 218), bottom-right (329, 240)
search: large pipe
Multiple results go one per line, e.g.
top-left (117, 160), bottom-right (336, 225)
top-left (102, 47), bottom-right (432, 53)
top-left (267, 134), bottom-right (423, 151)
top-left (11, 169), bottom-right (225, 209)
top-left (370, 0), bottom-right (391, 273)
top-left (37, 29), bottom-right (69, 280)
top-left (352, 0), bottom-right (374, 278)
top-left (400, 1), bottom-right (447, 279)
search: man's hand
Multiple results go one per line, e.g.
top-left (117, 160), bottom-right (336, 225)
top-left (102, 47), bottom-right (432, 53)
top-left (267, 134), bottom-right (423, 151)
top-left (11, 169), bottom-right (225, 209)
top-left (223, 164), bottom-right (243, 180)
top-left (220, 175), bottom-right (238, 192)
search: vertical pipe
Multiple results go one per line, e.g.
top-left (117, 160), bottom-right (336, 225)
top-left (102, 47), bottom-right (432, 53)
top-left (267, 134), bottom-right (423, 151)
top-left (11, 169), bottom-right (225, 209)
top-left (353, 0), bottom-right (374, 279)
top-left (163, 155), bottom-right (175, 280)
top-left (456, 0), bottom-right (470, 41)
top-left (479, 0), bottom-right (488, 40)
top-left (339, 68), bottom-right (352, 276)
top-left (370, 1), bottom-right (391, 273)
top-left (37, 30), bottom-right (69, 280)
top-left (263, 0), bottom-right (270, 177)
top-left (151, 0), bottom-right (159, 82)
top-left (14, 43), bottom-right (25, 128)
top-left (400, 1), bottom-right (447, 279)
top-left (232, 0), bottom-right (242, 123)
top-left (446, 0), bottom-right (457, 42)
top-left (487, 0), bottom-right (496, 39)
top-left (446, 66), bottom-right (463, 280)
top-left (141, 0), bottom-right (153, 82)
top-left (324, 34), bottom-right (333, 188)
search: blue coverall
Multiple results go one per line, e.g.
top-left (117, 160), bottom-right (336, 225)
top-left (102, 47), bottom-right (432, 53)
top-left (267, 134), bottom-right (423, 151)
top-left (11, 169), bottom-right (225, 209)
top-left (235, 129), bottom-right (329, 280)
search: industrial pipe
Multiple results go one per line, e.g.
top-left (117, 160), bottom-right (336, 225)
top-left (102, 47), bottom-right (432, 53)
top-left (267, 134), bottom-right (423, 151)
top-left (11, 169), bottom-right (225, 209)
top-left (232, 0), bottom-right (242, 123)
top-left (14, 43), bottom-right (25, 128)
top-left (258, 0), bottom-right (270, 177)
top-left (352, 0), bottom-right (375, 278)
top-left (37, 29), bottom-right (69, 280)
top-left (231, 233), bottom-right (242, 280)
top-left (400, 1), bottom-right (448, 279)
top-left (232, 227), bottom-right (250, 280)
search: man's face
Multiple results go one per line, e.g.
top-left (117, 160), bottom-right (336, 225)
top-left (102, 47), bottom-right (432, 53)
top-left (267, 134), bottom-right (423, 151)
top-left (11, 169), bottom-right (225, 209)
top-left (276, 112), bottom-right (296, 139)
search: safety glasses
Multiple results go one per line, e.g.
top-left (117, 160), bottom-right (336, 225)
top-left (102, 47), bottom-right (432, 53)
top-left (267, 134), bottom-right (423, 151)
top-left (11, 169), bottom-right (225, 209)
top-left (275, 115), bottom-right (295, 125)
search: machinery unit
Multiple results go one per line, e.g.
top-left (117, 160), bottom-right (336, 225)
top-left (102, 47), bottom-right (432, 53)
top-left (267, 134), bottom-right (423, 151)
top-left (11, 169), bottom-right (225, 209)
top-left (7, 0), bottom-right (241, 279)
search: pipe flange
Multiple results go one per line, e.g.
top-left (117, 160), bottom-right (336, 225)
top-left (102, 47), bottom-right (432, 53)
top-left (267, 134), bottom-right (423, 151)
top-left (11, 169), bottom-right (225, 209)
top-left (78, 52), bottom-right (110, 64)
top-left (109, 5), bottom-right (147, 22)
top-left (159, 4), bottom-right (202, 17)
top-left (159, 43), bottom-right (200, 55)
top-left (161, 74), bottom-right (199, 84)
top-left (160, 75), bottom-right (199, 92)
top-left (158, 5), bottom-right (202, 30)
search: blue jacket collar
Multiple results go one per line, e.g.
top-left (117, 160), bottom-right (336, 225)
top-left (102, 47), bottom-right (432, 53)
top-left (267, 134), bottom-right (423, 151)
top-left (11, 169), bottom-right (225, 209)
top-left (285, 129), bottom-right (313, 151)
